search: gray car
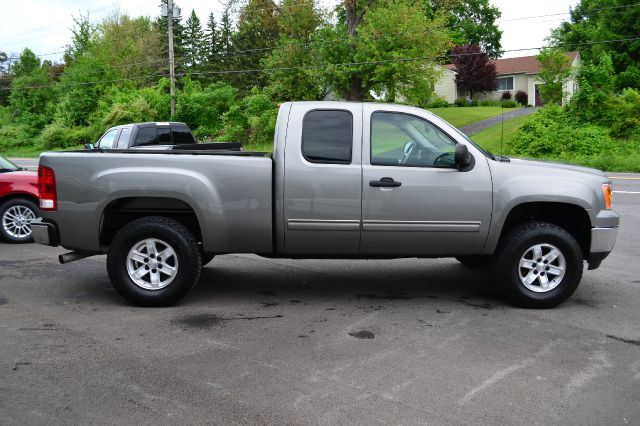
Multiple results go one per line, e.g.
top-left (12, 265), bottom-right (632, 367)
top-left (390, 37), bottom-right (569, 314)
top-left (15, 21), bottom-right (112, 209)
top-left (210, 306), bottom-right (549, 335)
top-left (32, 101), bottom-right (619, 308)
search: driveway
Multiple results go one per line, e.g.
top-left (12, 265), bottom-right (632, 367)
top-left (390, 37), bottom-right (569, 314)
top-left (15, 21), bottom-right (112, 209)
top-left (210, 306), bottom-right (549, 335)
top-left (460, 107), bottom-right (538, 135)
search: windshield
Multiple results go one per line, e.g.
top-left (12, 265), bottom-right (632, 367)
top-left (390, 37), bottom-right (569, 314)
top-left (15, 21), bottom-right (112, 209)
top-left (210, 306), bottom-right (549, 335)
top-left (0, 156), bottom-right (20, 171)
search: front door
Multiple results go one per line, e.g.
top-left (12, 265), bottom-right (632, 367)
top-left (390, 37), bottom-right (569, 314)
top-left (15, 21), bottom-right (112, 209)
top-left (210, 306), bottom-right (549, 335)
top-left (360, 105), bottom-right (493, 255)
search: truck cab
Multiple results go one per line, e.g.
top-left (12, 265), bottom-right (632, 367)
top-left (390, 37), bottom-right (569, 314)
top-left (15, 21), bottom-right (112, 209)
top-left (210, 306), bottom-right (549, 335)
top-left (92, 122), bottom-right (196, 150)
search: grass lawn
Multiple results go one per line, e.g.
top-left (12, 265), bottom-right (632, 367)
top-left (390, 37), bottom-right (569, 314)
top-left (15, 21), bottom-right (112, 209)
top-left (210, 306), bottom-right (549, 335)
top-left (427, 106), bottom-right (511, 128)
top-left (470, 114), bottom-right (530, 155)
top-left (470, 114), bottom-right (640, 172)
top-left (2, 145), bottom-right (85, 158)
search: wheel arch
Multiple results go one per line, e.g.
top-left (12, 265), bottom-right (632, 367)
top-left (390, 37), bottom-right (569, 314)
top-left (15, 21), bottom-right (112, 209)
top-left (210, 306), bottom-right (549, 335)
top-left (0, 192), bottom-right (40, 209)
top-left (489, 202), bottom-right (591, 258)
top-left (100, 197), bottom-right (204, 249)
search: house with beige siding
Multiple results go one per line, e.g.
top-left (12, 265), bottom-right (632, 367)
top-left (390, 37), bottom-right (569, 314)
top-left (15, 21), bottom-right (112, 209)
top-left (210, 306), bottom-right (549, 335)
top-left (436, 51), bottom-right (580, 106)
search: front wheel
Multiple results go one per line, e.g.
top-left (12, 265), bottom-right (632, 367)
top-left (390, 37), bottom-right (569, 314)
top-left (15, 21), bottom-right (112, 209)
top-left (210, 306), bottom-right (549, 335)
top-left (495, 222), bottom-right (583, 308)
top-left (107, 216), bottom-right (202, 306)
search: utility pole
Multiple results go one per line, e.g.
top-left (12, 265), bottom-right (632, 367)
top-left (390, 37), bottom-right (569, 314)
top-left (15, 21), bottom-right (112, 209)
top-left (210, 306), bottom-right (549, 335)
top-left (168, 0), bottom-right (176, 116)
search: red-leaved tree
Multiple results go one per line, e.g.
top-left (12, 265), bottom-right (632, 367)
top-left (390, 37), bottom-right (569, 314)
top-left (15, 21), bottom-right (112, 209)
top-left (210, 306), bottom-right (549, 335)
top-left (451, 44), bottom-right (497, 99)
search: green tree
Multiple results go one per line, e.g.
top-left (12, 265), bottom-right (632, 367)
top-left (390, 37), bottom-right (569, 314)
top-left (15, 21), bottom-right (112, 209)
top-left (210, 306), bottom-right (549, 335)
top-left (66, 14), bottom-right (93, 61)
top-left (184, 10), bottom-right (206, 68)
top-left (231, 0), bottom-right (280, 91)
top-left (429, 0), bottom-right (502, 58)
top-left (263, 0), bottom-right (326, 100)
top-left (217, 6), bottom-right (235, 77)
top-left (11, 48), bottom-right (41, 78)
top-left (317, 0), bottom-right (450, 102)
top-left (550, 0), bottom-right (640, 90)
top-left (569, 53), bottom-right (615, 122)
top-left (204, 13), bottom-right (221, 67)
top-left (8, 49), bottom-right (56, 130)
top-left (93, 13), bottom-right (163, 82)
top-left (537, 47), bottom-right (572, 105)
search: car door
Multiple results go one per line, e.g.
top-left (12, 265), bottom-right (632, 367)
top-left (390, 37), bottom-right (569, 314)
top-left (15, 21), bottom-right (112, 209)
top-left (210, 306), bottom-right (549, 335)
top-left (282, 103), bottom-right (363, 254)
top-left (360, 104), bottom-right (493, 255)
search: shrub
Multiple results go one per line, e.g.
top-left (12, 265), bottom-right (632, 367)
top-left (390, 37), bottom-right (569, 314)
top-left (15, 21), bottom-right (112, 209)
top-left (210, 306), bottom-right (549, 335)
top-left (511, 105), bottom-right (614, 158)
top-left (479, 100), bottom-right (502, 107)
top-left (468, 99), bottom-right (478, 107)
top-left (39, 123), bottom-right (91, 150)
top-left (501, 100), bottom-right (517, 108)
top-left (0, 124), bottom-right (32, 150)
top-left (515, 90), bottom-right (528, 105)
top-left (603, 88), bottom-right (640, 139)
top-left (454, 97), bottom-right (467, 107)
top-left (501, 91), bottom-right (512, 100)
top-left (427, 96), bottom-right (449, 108)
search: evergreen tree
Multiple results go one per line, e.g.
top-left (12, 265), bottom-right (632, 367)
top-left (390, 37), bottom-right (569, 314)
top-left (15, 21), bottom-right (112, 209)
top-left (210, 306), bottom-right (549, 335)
top-left (218, 6), bottom-right (235, 73)
top-left (204, 13), bottom-right (221, 66)
top-left (184, 10), bottom-right (205, 69)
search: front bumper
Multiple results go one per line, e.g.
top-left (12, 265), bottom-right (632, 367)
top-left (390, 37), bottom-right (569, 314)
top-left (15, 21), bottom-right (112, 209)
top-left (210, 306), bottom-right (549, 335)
top-left (31, 220), bottom-right (59, 247)
top-left (588, 226), bottom-right (618, 270)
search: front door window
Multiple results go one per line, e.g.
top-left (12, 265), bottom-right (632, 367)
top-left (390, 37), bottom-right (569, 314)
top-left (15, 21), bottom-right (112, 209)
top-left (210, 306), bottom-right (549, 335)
top-left (371, 112), bottom-right (456, 168)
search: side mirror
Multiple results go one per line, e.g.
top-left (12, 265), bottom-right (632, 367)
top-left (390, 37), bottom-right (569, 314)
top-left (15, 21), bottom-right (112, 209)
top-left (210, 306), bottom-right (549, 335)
top-left (84, 143), bottom-right (95, 150)
top-left (455, 144), bottom-right (472, 170)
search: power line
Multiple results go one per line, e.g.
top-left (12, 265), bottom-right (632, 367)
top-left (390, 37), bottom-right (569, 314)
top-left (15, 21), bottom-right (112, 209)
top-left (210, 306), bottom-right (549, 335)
top-left (0, 1), bottom-right (157, 47)
top-left (498, 2), bottom-right (640, 22)
top-left (3, 37), bottom-right (639, 92)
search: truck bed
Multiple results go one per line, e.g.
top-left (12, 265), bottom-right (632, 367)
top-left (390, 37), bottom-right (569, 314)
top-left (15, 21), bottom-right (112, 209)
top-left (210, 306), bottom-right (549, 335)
top-left (38, 151), bottom-right (273, 254)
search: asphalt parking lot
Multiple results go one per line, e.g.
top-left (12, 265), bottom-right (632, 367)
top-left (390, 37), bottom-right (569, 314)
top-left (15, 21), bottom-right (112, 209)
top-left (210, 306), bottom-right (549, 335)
top-left (1, 172), bottom-right (639, 425)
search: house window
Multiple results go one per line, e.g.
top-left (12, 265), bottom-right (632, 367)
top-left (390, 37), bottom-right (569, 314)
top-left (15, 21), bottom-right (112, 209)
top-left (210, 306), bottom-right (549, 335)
top-left (496, 76), bottom-right (514, 91)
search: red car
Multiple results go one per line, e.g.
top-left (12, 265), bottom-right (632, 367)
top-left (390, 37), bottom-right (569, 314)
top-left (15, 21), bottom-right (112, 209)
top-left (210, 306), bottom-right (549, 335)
top-left (0, 155), bottom-right (40, 243)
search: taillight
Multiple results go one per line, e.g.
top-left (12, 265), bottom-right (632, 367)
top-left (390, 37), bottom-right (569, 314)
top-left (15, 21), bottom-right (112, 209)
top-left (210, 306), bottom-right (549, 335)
top-left (602, 183), bottom-right (612, 209)
top-left (38, 165), bottom-right (57, 211)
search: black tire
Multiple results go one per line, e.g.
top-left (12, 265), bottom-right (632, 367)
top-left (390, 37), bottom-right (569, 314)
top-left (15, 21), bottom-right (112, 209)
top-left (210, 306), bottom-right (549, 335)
top-left (495, 222), bottom-right (583, 309)
top-left (107, 216), bottom-right (202, 306)
top-left (456, 255), bottom-right (493, 269)
top-left (0, 197), bottom-right (39, 243)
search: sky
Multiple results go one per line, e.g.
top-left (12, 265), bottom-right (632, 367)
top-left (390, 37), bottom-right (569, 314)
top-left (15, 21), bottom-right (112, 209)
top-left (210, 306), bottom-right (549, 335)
top-left (1, 0), bottom-right (579, 62)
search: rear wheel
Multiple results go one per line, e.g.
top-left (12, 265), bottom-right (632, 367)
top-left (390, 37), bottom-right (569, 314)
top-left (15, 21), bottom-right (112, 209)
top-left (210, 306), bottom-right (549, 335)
top-left (0, 198), bottom-right (39, 243)
top-left (495, 222), bottom-right (583, 308)
top-left (107, 216), bottom-right (202, 306)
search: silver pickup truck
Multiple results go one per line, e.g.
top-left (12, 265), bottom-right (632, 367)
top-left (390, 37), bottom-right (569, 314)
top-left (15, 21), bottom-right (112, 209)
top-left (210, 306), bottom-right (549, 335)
top-left (32, 101), bottom-right (619, 308)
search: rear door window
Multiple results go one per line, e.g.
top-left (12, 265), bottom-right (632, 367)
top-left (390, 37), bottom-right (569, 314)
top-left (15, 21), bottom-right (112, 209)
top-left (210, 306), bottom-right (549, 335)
top-left (301, 110), bottom-right (353, 164)
top-left (133, 127), bottom-right (158, 146)
top-left (158, 126), bottom-right (172, 144)
top-left (116, 127), bottom-right (132, 148)
top-left (171, 125), bottom-right (195, 144)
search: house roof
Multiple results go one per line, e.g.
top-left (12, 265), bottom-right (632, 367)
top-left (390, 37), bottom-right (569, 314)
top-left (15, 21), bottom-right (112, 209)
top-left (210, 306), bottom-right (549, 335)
top-left (444, 51), bottom-right (578, 75)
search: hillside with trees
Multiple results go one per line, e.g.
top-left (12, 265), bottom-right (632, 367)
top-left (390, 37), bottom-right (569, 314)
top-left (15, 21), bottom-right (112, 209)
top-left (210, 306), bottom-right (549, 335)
top-left (0, 0), bottom-right (506, 154)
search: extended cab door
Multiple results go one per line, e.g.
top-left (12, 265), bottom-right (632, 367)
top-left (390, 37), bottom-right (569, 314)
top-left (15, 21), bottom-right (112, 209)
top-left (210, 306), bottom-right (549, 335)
top-left (360, 104), bottom-right (493, 255)
top-left (282, 103), bottom-right (362, 254)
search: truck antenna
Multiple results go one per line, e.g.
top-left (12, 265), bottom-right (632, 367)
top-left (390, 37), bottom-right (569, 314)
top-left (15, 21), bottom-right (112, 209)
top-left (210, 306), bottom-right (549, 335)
top-left (500, 99), bottom-right (504, 156)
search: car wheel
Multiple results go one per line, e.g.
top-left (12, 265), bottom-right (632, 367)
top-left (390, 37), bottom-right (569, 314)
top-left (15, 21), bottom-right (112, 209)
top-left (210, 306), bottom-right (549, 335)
top-left (0, 198), bottom-right (39, 243)
top-left (495, 222), bottom-right (583, 308)
top-left (456, 255), bottom-right (493, 269)
top-left (107, 216), bottom-right (202, 306)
